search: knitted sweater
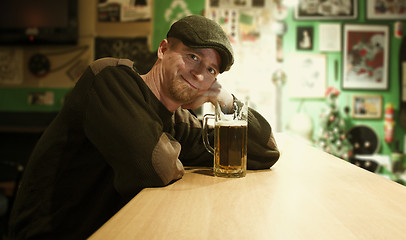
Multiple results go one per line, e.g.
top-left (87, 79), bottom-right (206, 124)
top-left (8, 58), bottom-right (279, 239)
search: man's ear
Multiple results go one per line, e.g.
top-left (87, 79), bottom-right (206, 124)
top-left (157, 39), bottom-right (169, 60)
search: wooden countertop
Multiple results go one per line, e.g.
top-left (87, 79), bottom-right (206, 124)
top-left (89, 133), bottom-right (406, 240)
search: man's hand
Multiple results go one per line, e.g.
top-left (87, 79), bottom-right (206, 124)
top-left (181, 81), bottom-right (234, 110)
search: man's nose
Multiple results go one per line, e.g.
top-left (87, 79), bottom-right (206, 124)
top-left (191, 64), bottom-right (205, 81)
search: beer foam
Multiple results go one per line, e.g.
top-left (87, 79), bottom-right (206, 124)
top-left (215, 120), bottom-right (247, 126)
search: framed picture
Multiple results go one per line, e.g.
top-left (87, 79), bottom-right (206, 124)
top-left (318, 23), bottom-right (341, 52)
top-left (295, 0), bottom-right (357, 20)
top-left (352, 95), bottom-right (382, 119)
top-left (342, 24), bottom-right (389, 90)
top-left (296, 26), bottom-right (314, 50)
top-left (367, 0), bottom-right (406, 20)
top-left (289, 53), bottom-right (326, 98)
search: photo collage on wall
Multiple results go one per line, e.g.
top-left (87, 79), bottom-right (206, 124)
top-left (206, 0), bottom-right (270, 44)
top-left (291, 0), bottom-right (405, 125)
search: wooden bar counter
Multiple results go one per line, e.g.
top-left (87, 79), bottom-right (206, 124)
top-left (89, 134), bottom-right (406, 239)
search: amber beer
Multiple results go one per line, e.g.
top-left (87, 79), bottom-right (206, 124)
top-left (214, 120), bottom-right (247, 177)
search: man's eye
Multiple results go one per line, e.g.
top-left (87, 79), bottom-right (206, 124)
top-left (208, 67), bottom-right (216, 75)
top-left (189, 54), bottom-right (198, 61)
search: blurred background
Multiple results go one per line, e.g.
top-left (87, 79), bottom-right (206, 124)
top-left (0, 0), bottom-right (406, 235)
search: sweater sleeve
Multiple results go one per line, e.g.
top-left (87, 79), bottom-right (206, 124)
top-left (246, 108), bottom-right (280, 169)
top-left (82, 61), bottom-right (184, 201)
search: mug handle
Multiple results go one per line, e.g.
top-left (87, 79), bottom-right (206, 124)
top-left (202, 114), bottom-right (215, 155)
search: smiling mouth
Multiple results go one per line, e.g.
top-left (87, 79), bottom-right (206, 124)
top-left (182, 77), bottom-right (198, 89)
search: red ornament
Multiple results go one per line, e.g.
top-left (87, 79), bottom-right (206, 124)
top-left (325, 87), bottom-right (340, 97)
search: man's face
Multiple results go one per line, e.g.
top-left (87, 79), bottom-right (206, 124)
top-left (160, 39), bottom-right (221, 105)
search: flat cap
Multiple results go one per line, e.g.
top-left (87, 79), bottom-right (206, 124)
top-left (167, 15), bottom-right (234, 73)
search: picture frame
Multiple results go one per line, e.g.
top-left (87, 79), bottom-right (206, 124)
top-left (352, 95), bottom-right (382, 119)
top-left (296, 26), bottom-right (314, 50)
top-left (342, 24), bottom-right (389, 90)
top-left (366, 0), bottom-right (406, 20)
top-left (288, 53), bottom-right (326, 98)
top-left (295, 0), bottom-right (357, 20)
top-left (318, 23), bottom-right (341, 52)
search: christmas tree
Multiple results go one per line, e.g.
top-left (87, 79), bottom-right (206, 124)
top-left (315, 87), bottom-right (353, 160)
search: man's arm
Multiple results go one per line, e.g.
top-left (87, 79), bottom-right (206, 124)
top-left (246, 107), bottom-right (279, 169)
top-left (179, 79), bottom-right (280, 169)
top-left (181, 80), bottom-right (234, 111)
top-left (82, 62), bottom-right (184, 201)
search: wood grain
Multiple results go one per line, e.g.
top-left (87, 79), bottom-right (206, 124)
top-left (89, 134), bottom-right (406, 240)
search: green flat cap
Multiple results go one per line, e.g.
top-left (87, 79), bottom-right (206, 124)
top-left (167, 15), bottom-right (234, 73)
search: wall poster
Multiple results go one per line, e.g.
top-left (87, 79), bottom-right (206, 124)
top-left (352, 95), bottom-right (382, 119)
top-left (295, 0), bottom-right (358, 20)
top-left (296, 26), bottom-right (314, 50)
top-left (342, 24), bottom-right (389, 90)
top-left (318, 23), bottom-right (341, 52)
top-left (0, 48), bottom-right (23, 85)
top-left (366, 0), bottom-right (406, 20)
top-left (289, 53), bottom-right (327, 98)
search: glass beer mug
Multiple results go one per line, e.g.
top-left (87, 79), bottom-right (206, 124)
top-left (202, 99), bottom-right (248, 178)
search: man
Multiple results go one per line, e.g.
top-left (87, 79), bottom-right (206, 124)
top-left (8, 15), bottom-right (279, 239)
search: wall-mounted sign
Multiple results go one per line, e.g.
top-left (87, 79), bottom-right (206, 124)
top-left (152, 0), bottom-right (204, 51)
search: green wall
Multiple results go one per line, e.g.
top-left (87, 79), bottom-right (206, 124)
top-left (0, 87), bottom-right (71, 112)
top-left (282, 0), bottom-right (406, 156)
top-left (0, 0), bottom-right (405, 158)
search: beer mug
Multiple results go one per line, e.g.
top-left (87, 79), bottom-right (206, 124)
top-left (202, 99), bottom-right (248, 178)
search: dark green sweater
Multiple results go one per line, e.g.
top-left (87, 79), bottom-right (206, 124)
top-left (8, 58), bottom-right (279, 239)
